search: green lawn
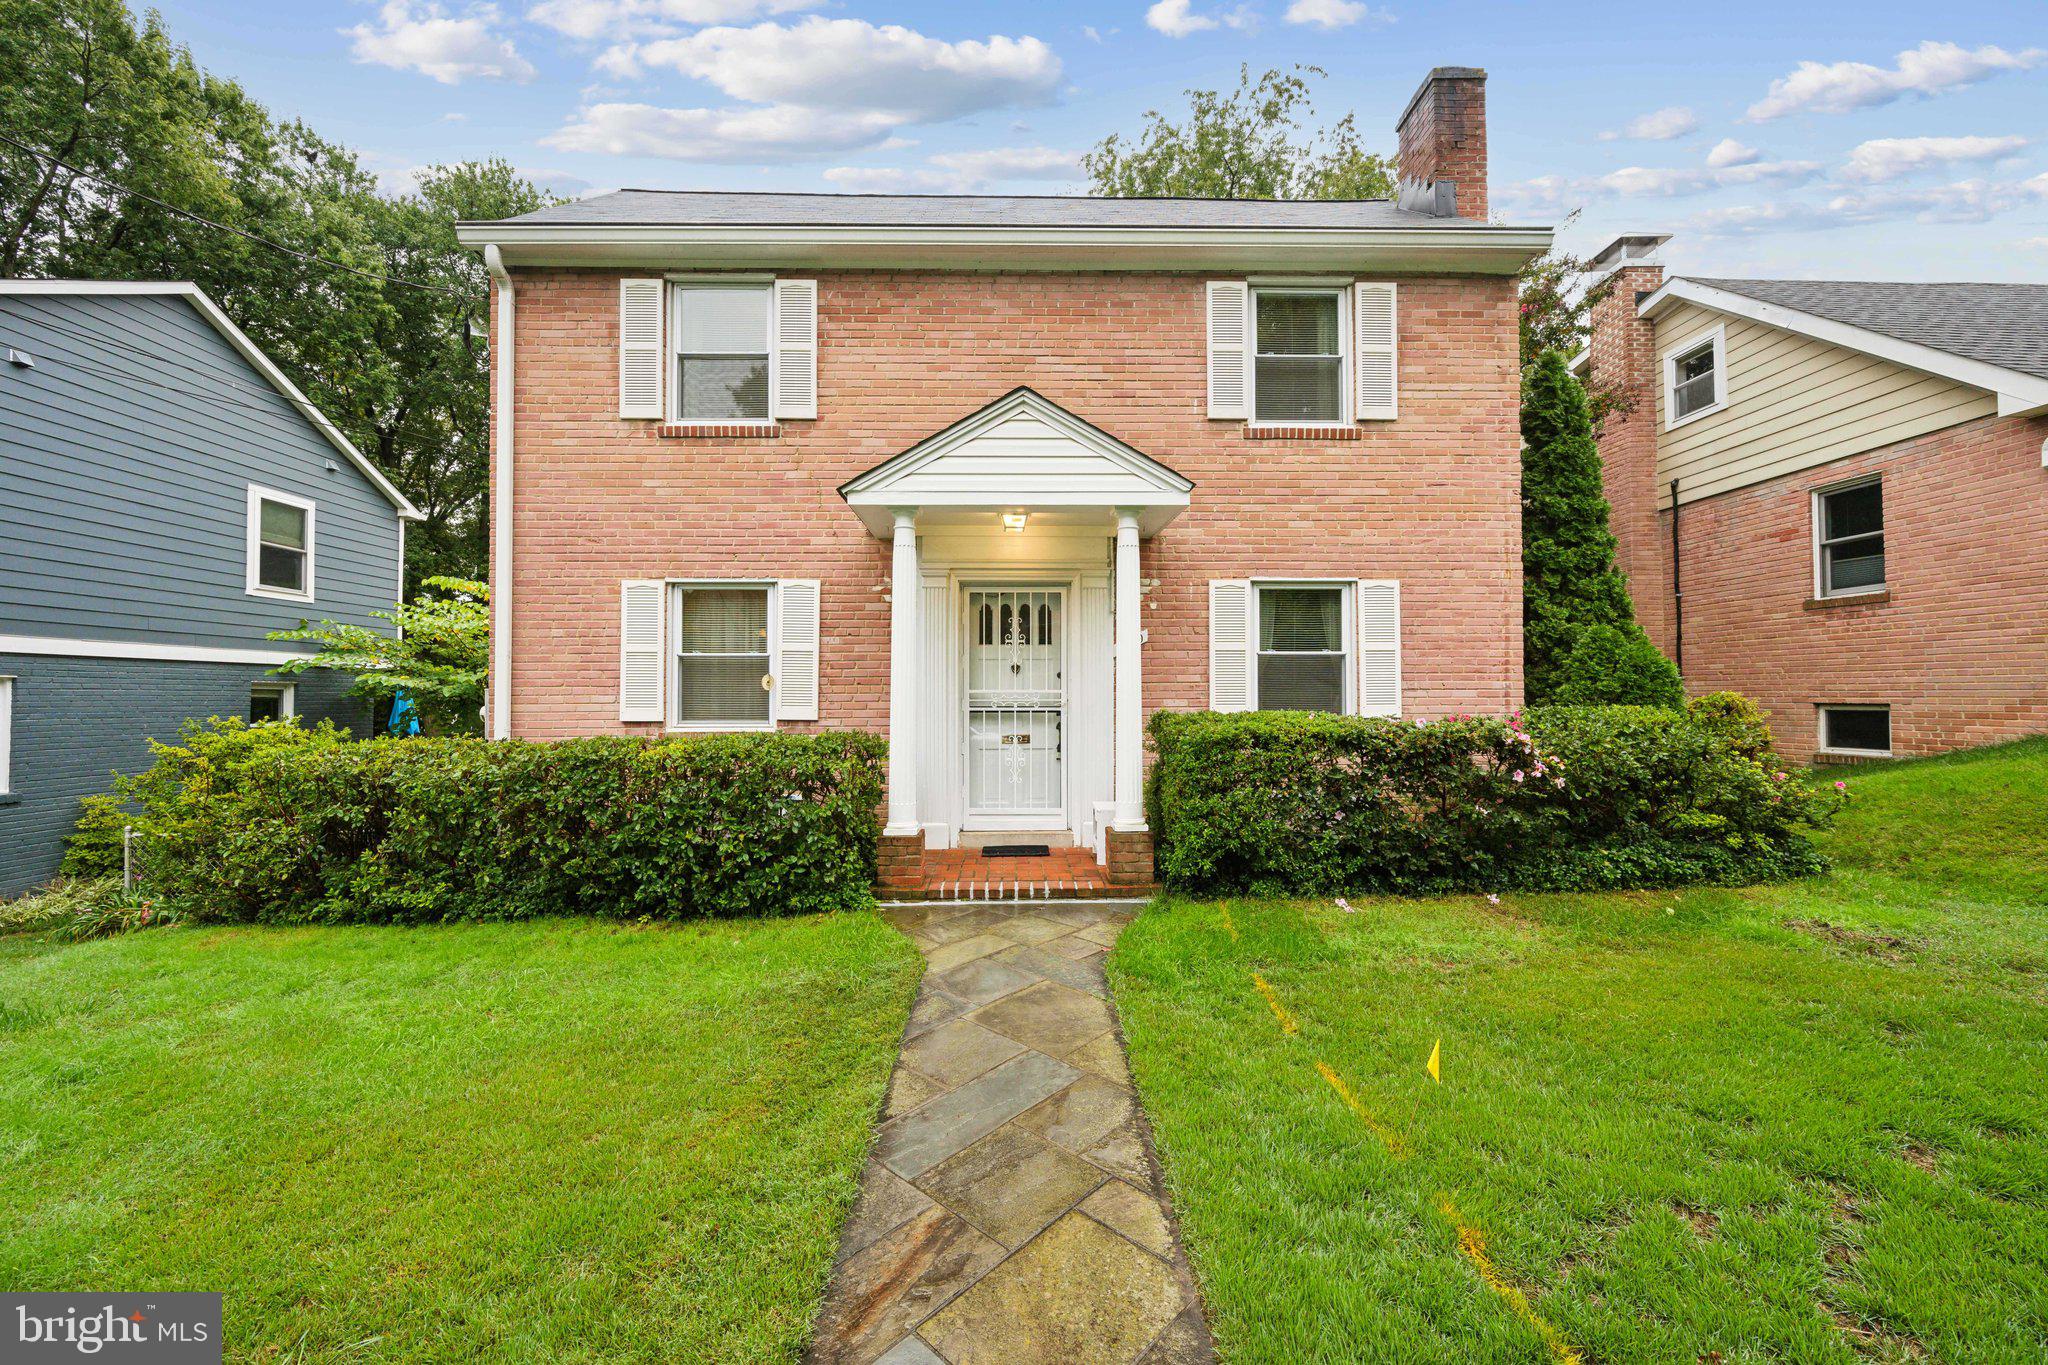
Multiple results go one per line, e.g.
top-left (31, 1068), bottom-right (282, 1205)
top-left (1113, 737), bottom-right (2048, 1363)
top-left (0, 915), bottom-right (921, 1362)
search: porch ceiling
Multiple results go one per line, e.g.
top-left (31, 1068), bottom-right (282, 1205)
top-left (840, 387), bottom-right (1193, 539)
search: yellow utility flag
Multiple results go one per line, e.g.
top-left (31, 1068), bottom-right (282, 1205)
top-left (1427, 1038), bottom-right (1441, 1083)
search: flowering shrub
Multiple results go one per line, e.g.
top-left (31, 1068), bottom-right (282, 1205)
top-left (99, 719), bottom-right (886, 923)
top-left (1148, 700), bottom-right (1844, 896)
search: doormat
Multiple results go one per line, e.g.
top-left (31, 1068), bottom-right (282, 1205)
top-left (981, 844), bottom-right (1052, 858)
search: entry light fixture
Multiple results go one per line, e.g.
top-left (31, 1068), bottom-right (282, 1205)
top-left (1001, 511), bottom-right (1028, 533)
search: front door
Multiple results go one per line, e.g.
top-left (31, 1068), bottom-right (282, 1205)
top-left (964, 587), bottom-right (1065, 822)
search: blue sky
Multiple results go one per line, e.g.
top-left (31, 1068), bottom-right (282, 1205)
top-left (152, 0), bottom-right (2048, 279)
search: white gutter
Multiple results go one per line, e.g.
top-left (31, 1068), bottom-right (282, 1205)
top-left (483, 245), bottom-right (514, 740)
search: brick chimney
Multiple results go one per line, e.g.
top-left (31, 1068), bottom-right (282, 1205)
top-left (1583, 234), bottom-right (1675, 656)
top-left (1395, 67), bottom-right (1488, 220)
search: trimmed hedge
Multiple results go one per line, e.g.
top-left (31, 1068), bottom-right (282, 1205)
top-left (110, 719), bottom-right (887, 922)
top-left (1149, 701), bottom-right (1843, 896)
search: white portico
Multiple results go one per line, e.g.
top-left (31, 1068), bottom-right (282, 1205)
top-left (840, 388), bottom-right (1192, 860)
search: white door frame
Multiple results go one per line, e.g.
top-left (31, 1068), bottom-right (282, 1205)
top-left (958, 576), bottom-right (1073, 831)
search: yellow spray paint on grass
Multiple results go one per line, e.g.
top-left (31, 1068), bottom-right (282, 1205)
top-left (1219, 906), bottom-right (1240, 942)
top-left (1437, 1195), bottom-right (1582, 1365)
top-left (1250, 972), bottom-right (1300, 1035)
top-left (1315, 1061), bottom-right (1410, 1160)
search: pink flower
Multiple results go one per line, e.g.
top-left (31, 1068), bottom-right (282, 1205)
top-left (1512, 770), bottom-right (1525, 783)
top-left (1486, 893), bottom-right (1501, 905)
top-left (1335, 896), bottom-right (1355, 913)
top-left (1773, 771), bottom-right (1787, 783)
top-left (1834, 780), bottom-right (1847, 791)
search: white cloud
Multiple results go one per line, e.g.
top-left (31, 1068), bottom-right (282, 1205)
top-left (1840, 134), bottom-right (2030, 182)
top-left (1145, 0), bottom-right (1258, 37)
top-left (1595, 158), bottom-right (1820, 197)
top-left (824, 145), bottom-right (1083, 193)
top-left (613, 18), bottom-right (1061, 120)
top-left (345, 2), bottom-right (535, 84)
top-left (1687, 173), bottom-right (2048, 234)
top-left (543, 102), bottom-right (903, 160)
top-left (1705, 138), bottom-right (1759, 168)
top-left (525, 0), bottom-right (818, 42)
top-left (1598, 106), bottom-right (1698, 142)
top-left (2022, 236), bottom-right (2048, 250)
top-left (1748, 40), bottom-right (2046, 120)
top-left (1283, 0), bottom-right (1393, 31)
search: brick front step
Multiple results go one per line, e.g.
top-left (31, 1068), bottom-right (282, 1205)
top-left (877, 878), bottom-right (1161, 903)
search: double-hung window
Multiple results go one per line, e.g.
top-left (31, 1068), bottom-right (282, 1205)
top-left (673, 283), bottom-right (771, 424)
top-left (1663, 326), bottom-right (1726, 427)
top-left (246, 486), bottom-right (314, 600)
top-left (673, 585), bottom-right (772, 727)
top-left (1255, 584), bottom-right (1351, 713)
top-left (1253, 289), bottom-right (1345, 425)
top-left (1815, 478), bottom-right (1885, 597)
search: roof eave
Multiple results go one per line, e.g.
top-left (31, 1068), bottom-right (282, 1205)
top-left (1641, 277), bottom-right (2048, 416)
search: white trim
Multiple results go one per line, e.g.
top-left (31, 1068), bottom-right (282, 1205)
top-left (960, 583), bottom-right (1072, 826)
top-left (245, 484), bottom-right (316, 603)
top-left (666, 579), bottom-right (779, 733)
top-left (0, 675), bottom-right (12, 796)
top-left (1811, 475), bottom-right (1886, 600)
top-left (1640, 278), bottom-right (2048, 417)
top-left (1661, 323), bottom-right (1726, 430)
top-left (485, 247), bottom-right (515, 739)
top-left (1816, 704), bottom-right (1892, 758)
top-left (0, 635), bottom-right (311, 665)
top-left (250, 680), bottom-right (297, 721)
top-left (0, 280), bottom-right (422, 519)
top-left (669, 278), bottom-right (774, 427)
top-left (1246, 579), bottom-right (1359, 715)
top-left (1248, 285), bottom-right (1350, 429)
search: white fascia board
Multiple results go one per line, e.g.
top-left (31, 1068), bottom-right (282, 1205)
top-left (457, 224), bottom-right (1553, 276)
top-left (1640, 278), bottom-right (2048, 416)
top-left (1, 279), bottom-right (424, 521)
top-left (0, 634), bottom-right (315, 666)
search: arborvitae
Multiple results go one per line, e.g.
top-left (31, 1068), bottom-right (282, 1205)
top-left (1520, 351), bottom-right (1658, 701)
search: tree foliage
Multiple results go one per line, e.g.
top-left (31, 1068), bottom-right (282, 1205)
top-left (1521, 351), bottom-right (1674, 702)
top-left (0, 0), bottom-right (553, 586)
top-left (1084, 66), bottom-right (1396, 201)
top-left (268, 577), bottom-right (490, 734)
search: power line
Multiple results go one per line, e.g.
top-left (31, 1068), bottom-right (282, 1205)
top-left (0, 130), bottom-right (473, 299)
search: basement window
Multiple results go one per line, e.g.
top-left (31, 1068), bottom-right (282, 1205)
top-left (1819, 705), bottom-right (1891, 757)
top-left (249, 682), bottom-right (296, 724)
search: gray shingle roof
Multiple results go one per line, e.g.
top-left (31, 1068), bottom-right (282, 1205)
top-left (483, 189), bottom-right (1490, 230)
top-left (1691, 278), bottom-right (2048, 384)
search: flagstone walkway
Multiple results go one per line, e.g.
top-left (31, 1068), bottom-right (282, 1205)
top-left (806, 900), bottom-right (1213, 1365)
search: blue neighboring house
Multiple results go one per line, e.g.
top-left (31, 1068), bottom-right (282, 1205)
top-left (0, 281), bottom-right (420, 895)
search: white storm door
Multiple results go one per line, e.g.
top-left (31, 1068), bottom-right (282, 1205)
top-left (965, 588), bottom-right (1066, 819)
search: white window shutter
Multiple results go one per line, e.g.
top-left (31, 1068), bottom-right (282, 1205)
top-left (773, 579), bottom-right (821, 721)
top-left (619, 279), bottom-right (665, 419)
top-left (619, 580), bottom-right (666, 722)
top-left (771, 279), bottom-right (818, 420)
top-left (1354, 282), bottom-right (1398, 421)
top-left (1356, 579), bottom-right (1401, 716)
top-left (1206, 281), bottom-right (1250, 419)
top-left (1208, 580), bottom-right (1253, 711)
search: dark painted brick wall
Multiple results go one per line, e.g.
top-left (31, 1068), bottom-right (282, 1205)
top-left (0, 654), bottom-right (371, 896)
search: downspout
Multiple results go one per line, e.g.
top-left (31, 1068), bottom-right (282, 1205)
top-left (1668, 477), bottom-right (1683, 677)
top-left (484, 245), bottom-right (514, 740)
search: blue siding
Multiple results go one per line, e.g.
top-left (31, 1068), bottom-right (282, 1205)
top-left (0, 291), bottom-right (403, 649)
top-left (0, 653), bottom-right (373, 896)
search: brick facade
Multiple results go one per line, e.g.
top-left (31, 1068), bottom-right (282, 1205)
top-left (1655, 412), bottom-right (2048, 762)
top-left (1584, 263), bottom-right (1675, 656)
top-left (494, 267), bottom-right (1525, 744)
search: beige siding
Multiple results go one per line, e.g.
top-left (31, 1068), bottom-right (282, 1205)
top-left (1653, 301), bottom-right (1995, 507)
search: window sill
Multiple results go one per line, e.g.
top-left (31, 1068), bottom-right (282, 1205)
top-left (657, 423), bottom-right (782, 440)
top-left (0, 794), bottom-right (19, 807)
top-left (1244, 425), bottom-right (1364, 441)
top-left (665, 723), bottom-right (777, 734)
top-left (1805, 589), bottom-right (1890, 611)
top-left (1664, 401), bottom-right (1724, 432)
top-left (1814, 749), bottom-right (1892, 766)
top-left (246, 587), bottom-right (315, 604)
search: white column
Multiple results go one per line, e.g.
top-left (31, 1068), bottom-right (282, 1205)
top-left (884, 509), bottom-right (921, 837)
top-left (1112, 510), bottom-right (1146, 830)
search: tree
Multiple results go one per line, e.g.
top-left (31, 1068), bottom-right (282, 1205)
top-left (0, 0), bottom-right (553, 588)
top-left (1520, 351), bottom-right (1674, 702)
top-left (267, 577), bottom-right (489, 734)
top-left (1084, 66), bottom-right (1395, 201)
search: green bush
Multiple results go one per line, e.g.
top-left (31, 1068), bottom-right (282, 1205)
top-left (1551, 623), bottom-right (1685, 708)
top-left (1686, 690), bottom-right (1775, 763)
top-left (0, 878), bottom-right (174, 941)
top-left (1148, 703), bottom-right (1841, 896)
top-left (104, 720), bottom-right (887, 923)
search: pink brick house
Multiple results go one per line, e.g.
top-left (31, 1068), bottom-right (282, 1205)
top-left (455, 67), bottom-right (1550, 886)
top-left (1580, 234), bottom-right (2048, 763)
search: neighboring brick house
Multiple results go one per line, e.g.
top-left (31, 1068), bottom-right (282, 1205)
top-left (455, 67), bottom-right (1550, 886)
top-left (0, 282), bottom-right (418, 895)
top-left (1579, 234), bottom-right (2048, 763)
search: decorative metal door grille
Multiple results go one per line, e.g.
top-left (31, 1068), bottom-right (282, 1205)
top-left (965, 588), bottom-right (1065, 816)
